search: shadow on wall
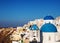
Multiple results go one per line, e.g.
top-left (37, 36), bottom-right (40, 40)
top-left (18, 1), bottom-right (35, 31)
top-left (40, 31), bottom-right (43, 43)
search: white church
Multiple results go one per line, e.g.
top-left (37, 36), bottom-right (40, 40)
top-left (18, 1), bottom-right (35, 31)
top-left (10, 16), bottom-right (60, 43)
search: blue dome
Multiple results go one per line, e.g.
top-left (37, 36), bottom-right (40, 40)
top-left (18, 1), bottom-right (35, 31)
top-left (29, 24), bottom-right (39, 30)
top-left (40, 23), bottom-right (57, 32)
top-left (44, 16), bottom-right (54, 20)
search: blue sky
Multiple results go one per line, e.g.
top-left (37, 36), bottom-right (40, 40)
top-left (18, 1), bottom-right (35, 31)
top-left (0, 0), bottom-right (60, 27)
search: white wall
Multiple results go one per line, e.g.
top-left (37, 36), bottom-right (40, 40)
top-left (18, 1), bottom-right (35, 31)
top-left (12, 41), bottom-right (19, 43)
top-left (43, 32), bottom-right (57, 43)
top-left (43, 20), bottom-right (54, 25)
top-left (29, 30), bottom-right (40, 42)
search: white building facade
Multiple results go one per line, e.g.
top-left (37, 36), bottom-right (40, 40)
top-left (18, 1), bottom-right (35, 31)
top-left (10, 16), bottom-right (60, 43)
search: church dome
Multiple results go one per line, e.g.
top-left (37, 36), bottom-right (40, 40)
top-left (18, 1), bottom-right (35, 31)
top-left (29, 24), bottom-right (39, 30)
top-left (44, 16), bottom-right (54, 20)
top-left (40, 23), bottom-right (57, 32)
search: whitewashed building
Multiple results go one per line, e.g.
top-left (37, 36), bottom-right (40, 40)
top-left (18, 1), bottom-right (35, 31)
top-left (10, 16), bottom-right (60, 43)
top-left (29, 24), bottom-right (40, 42)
